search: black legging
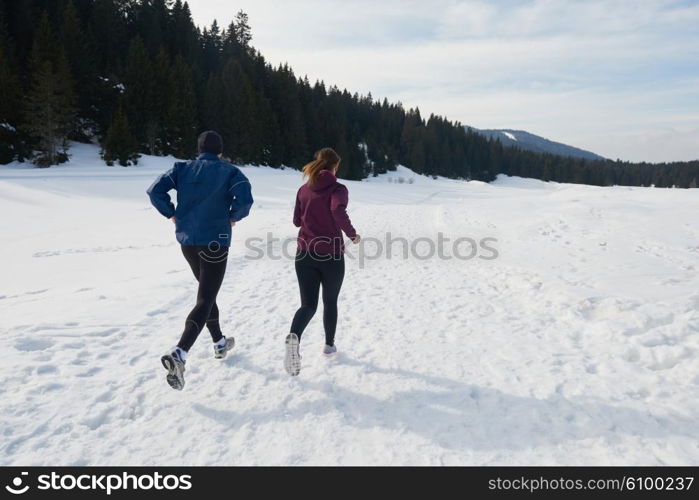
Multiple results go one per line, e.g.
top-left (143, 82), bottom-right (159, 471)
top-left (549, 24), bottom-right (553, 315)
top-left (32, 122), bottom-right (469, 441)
top-left (290, 250), bottom-right (345, 346)
top-left (177, 245), bottom-right (228, 351)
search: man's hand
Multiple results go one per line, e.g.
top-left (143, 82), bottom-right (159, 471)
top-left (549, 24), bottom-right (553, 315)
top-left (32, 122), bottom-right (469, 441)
top-left (230, 219), bottom-right (237, 227)
top-left (171, 216), bottom-right (176, 224)
top-left (351, 234), bottom-right (361, 244)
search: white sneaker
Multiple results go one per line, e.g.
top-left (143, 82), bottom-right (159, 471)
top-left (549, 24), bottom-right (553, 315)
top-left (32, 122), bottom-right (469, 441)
top-left (322, 344), bottom-right (337, 356)
top-left (214, 336), bottom-right (235, 359)
top-left (161, 347), bottom-right (186, 390)
top-left (284, 333), bottom-right (301, 376)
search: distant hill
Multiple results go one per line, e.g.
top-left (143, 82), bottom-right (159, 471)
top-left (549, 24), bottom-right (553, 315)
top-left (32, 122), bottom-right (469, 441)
top-left (470, 127), bottom-right (606, 161)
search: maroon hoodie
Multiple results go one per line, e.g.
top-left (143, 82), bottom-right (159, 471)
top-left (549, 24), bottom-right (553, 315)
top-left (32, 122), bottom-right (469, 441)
top-left (293, 170), bottom-right (357, 254)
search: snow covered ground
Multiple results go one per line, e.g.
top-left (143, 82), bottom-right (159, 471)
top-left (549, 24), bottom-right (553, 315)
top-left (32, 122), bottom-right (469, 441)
top-left (1, 143), bottom-right (697, 465)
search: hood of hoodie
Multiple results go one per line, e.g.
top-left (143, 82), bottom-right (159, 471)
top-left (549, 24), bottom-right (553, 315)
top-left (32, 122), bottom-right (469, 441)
top-left (310, 170), bottom-right (338, 191)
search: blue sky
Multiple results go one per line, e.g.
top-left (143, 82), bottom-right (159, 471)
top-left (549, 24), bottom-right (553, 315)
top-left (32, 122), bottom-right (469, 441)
top-left (188, 0), bottom-right (698, 162)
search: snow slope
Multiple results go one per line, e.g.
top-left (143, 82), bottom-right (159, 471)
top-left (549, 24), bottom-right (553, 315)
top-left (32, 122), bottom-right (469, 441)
top-left (1, 144), bottom-right (698, 465)
top-left (473, 127), bottom-right (606, 161)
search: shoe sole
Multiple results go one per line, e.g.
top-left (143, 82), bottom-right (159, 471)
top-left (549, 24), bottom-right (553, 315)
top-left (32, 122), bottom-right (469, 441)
top-left (214, 338), bottom-right (235, 359)
top-left (161, 354), bottom-right (185, 391)
top-left (284, 334), bottom-right (301, 376)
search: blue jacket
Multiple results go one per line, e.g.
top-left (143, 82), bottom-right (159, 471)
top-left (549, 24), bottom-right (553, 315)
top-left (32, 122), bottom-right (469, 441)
top-left (147, 153), bottom-right (253, 246)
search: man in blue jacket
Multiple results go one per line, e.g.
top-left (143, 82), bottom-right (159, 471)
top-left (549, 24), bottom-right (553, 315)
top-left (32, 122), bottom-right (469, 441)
top-left (147, 130), bottom-right (253, 390)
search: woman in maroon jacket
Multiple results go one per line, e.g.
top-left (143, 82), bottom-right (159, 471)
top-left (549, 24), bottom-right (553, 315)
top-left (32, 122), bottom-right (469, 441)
top-left (285, 148), bottom-right (360, 376)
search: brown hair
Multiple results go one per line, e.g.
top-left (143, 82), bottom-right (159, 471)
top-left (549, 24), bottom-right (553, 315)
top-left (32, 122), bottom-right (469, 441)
top-left (302, 148), bottom-right (341, 187)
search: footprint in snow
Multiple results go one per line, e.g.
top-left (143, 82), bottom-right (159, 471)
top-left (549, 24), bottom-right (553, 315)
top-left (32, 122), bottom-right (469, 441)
top-left (647, 348), bottom-right (694, 371)
top-left (15, 338), bottom-right (54, 351)
top-left (86, 328), bottom-right (119, 337)
top-left (36, 364), bottom-right (58, 375)
top-left (94, 391), bottom-right (114, 403)
top-left (76, 367), bottom-right (102, 377)
top-left (39, 383), bottom-right (64, 393)
top-left (81, 408), bottom-right (113, 430)
top-left (129, 353), bottom-right (145, 366)
top-left (623, 348), bottom-right (641, 363)
top-left (685, 295), bottom-right (699, 312)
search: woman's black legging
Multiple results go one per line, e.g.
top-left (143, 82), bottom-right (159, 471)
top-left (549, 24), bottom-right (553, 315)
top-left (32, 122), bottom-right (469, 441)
top-left (290, 251), bottom-right (345, 346)
top-left (177, 245), bottom-right (228, 351)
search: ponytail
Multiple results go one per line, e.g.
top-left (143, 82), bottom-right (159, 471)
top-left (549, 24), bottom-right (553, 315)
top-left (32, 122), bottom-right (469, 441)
top-left (302, 147), bottom-right (341, 186)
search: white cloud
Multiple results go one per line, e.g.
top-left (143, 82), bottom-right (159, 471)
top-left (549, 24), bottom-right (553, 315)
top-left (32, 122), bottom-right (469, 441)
top-left (187, 0), bottom-right (699, 162)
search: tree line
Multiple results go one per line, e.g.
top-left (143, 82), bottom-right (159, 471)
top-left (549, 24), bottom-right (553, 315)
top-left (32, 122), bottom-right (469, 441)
top-left (1, 0), bottom-right (697, 187)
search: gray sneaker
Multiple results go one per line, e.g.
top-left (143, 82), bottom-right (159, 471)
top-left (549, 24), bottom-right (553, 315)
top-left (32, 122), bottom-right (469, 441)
top-left (284, 333), bottom-right (301, 376)
top-left (322, 344), bottom-right (337, 356)
top-left (161, 347), bottom-right (186, 390)
top-left (214, 336), bottom-right (235, 359)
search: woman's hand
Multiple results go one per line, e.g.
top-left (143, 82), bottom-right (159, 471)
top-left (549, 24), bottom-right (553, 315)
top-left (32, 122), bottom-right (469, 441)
top-left (351, 234), bottom-right (361, 244)
top-left (171, 216), bottom-right (176, 224)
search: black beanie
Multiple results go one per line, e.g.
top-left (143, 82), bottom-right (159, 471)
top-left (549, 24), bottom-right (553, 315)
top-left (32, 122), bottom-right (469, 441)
top-left (197, 130), bottom-right (223, 155)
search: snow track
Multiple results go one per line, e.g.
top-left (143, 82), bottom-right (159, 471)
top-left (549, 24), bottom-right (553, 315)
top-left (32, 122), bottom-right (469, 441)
top-left (0, 144), bottom-right (697, 465)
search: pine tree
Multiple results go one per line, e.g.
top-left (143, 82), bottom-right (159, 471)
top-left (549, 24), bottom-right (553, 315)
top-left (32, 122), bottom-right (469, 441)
top-left (201, 20), bottom-right (222, 74)
top-left (22, 13), bottom-right (76, 167)
top-left (0, 44), bottom-right (20, 163)
top-left (233, 10), bottom-right (252, 48)
top-left (263, 112), bottom-right (284, 167)
top-left (218, 59), bottom-right (265, 163)
top-left (102, 106), bottom-right (140, 166)
top-left (147, 46), bottom-right (171, 155)
top-left (399, 108), bottom-right (424, 172)
top-left (165, 56), bottom-right (197, 158)
top-left (89, 0), bottom-right (129, 73)
top-left (170, 1), bottom-right (199, 59)
top-left (123, 36), bottom-right (155, 150)
top-left (0, 9), bottom-right (21, 163)
top-left (60, 0), bottom-right (99, 140)
top-left (270, 65), bottom-right (307, 167)
top-left (60, 2), bottom-right (86, 90)
top-left (202, 72), bottom-right (224, 133)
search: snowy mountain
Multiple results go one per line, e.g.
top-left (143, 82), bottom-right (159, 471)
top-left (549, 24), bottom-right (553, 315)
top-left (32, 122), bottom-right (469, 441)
top-left (471, 127), bottom-right (606, 161)
top-left (1, 144), bottom-right (697, 465)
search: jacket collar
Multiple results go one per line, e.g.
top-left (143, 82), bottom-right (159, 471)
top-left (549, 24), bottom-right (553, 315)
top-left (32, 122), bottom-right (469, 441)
top-left (197, 152), bottom-right (220, 161)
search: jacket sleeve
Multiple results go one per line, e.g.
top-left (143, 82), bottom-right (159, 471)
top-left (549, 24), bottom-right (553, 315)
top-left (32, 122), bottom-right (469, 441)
top-left (293, 190), bottom-right (302, 227)
top-left (330, 184), bottom-right (357, 239)
top-left (146, 165), bottom-right (178, 219)
top-left (229, 170), bottom-right (254, 222)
